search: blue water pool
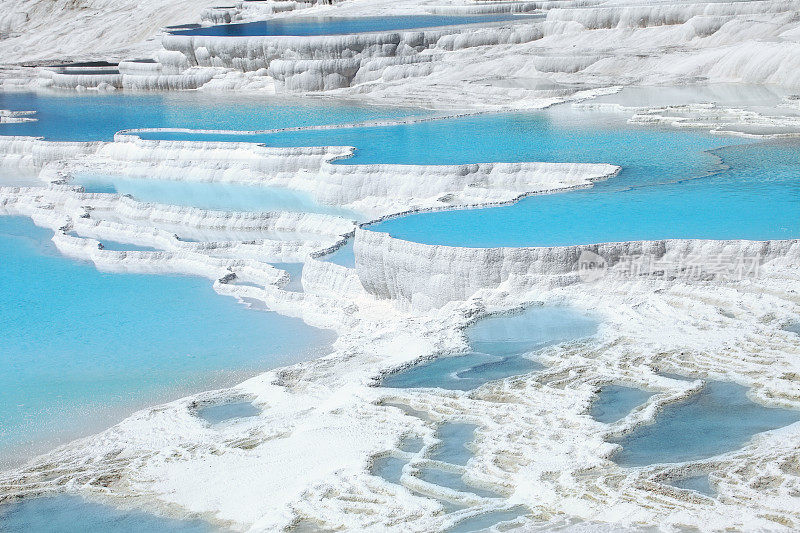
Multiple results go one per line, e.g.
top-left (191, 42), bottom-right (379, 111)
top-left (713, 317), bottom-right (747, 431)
top-left (611, 380), bottom-right (800, 466)
top-left (76, 174), bottom-right (362, 220)
top-left (156, 108), bottom-right (800, 246)
top-left (0, 495), bottom-right (214, 533)
top-left (0, 91), bottom-right (423, 142)
top-left (448, 507), bottom-right (528, 533)
top-left (196, 401), bottom-right (261, 425)
top-left (429, 423), bottom-right (477, 466)
top-left (270, 262), bottom-right (304, 292)
top-left (0, 216), bottom-right (334, 465)
top-left (169, 14), bottom-right (537, 37)
top-left (98, 240), bottom-right (160, 252)
top-left (383, 307), bottom-right (596, 390)
top-left (321, 239), bottom-right (355, 268)
top-left (365, 119), bottom-right (799, 246)
top-left (670, 474), bottom-right (714, 496)
top-left (370, 455), bottom-right (406, 485)
top-left (590, 385), bottom-right (653, 424)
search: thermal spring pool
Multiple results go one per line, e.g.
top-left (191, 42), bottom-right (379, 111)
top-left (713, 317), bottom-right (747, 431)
top-left (0, 216), bottom-right (334, 465)
top-left (147, 103), bottom-right (800, 247)
top-left (611, 380), bottom-right (800, 467)
top-left (383, 307), bottom-right (597, 391)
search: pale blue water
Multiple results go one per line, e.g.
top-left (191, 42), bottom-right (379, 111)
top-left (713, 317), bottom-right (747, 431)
top-left (99, 240), bottom-right (160, 252)
top-left (398, 435), bottom-right (425, 453)
top-left (321, 239), bottom-right (355, 268)
top-left (367, 120), bottom-right (799, 246)
top-left (784, 323), bottom-right (800, 336)
top-left (429, 423), bottom-right (477, 466)
top-left (370, 455), bottom-right (406, 485)
top-left (76, 174), bottom-right (362, 220)
top-left (196, 401), bottom-right (261, 425)
top-left (448, 506), bottom-right (529, 533)
top-left (152, 109), bottom-right (800, 246)
top-left (383, 307), bottom-right (596, 390)
top-left (611, 381), bottom-right (800, 466)
top-left (591, 385), bottom-right (654, 424)
top-left (270, 262), bottom-right (304, 292)
top-left (0, 91), bottom-right (422, 142)
top-left (670, 475), bottom-right (714, 496)
top-left (0, 495), bottom-right (215, 533)
top-left (132, 103), bottom-right (800, 246)
top-left (0, 216), bottom-right (334, 464)
top-left (370, 415), bottom-right (526, 525)
top-left (169, 14), bottom-right (536, 37)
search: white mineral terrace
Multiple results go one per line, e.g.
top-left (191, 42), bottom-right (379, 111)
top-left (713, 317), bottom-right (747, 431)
top-left (0, 0), bottom-right (800, 531)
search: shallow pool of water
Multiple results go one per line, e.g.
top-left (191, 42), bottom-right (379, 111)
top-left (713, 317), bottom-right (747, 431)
top-left (590, 385), bottom-right (653, 424)
top-left (172, 108), bottom-right (796, 246)
top-left (611, 380), bottom-right (800, 466)
top-left (320, 239), bottom-right (355, 268)
top-left (0, 91), bottom-right (422, 142)
top-left (370, 455), bottom-right (406, 485)
top-left (196, 401), bottom-right (261, 425)
top-left (383, 307), bottom-right (596, 390)
top-left (270, 262), bottom-right (304, 292)
top-left (169, 14), bottom-right (537, 37)
top-left (669, 474), bottom-right (714, 496)
top-left (0, 216), bottom-right (334, 465)
top-left (0, 495), bottom-right (214, 532)
top-left (429, 423), bottom-right (477, 466)
top-left (448, 506), bottom-right (529, 533)
top-left (76, 174), bottom-right (362, 220)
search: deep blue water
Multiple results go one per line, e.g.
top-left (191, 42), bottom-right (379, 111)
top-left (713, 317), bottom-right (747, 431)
top-left (383, 307), bottom-right (596, 390)
top-left (611, 381), bottom-right (800, 466)
top-left (0, 495), bottom-right (214, 533)
top-left (591, 385), bottom-right (653, 424)
top-left (169, 14), bottom-right (536, 37)
top-left (0, 216), bottom-right (334, 464)
top-left (0, 91), bottom-right (420, 142)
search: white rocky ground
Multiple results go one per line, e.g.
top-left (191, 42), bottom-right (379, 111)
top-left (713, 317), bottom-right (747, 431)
top-left (0, 0), bottom-right (799, 531)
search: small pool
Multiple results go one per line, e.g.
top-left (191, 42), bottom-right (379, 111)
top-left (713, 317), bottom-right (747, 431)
top-left (196, 401), bottom-right (261, 425)
top-left (383, 307), bottom-right (596, 390)
top-left (590, 385), bottom-right (653, 424)
top-left (76, 174), bottom-right (362, 220)
top-left (611, 380), bottom-right (800, 466)
top-left (169, 14), bottom-right (537, 37)
top-left (670, 474), bottom-right (714, 496)
top-left (0, 495), bottom-right (214, 533)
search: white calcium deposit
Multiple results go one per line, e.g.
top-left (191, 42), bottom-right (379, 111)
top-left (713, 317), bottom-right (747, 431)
top-left (0, 0), bottom-right (799, 532)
